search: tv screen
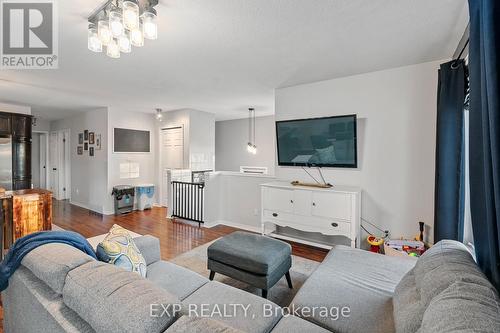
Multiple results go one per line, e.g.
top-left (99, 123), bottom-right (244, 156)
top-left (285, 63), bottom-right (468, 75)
top-left (113, 128), bottom-right (151, 153)
top-left (276, 115), bottom-right (357, 168)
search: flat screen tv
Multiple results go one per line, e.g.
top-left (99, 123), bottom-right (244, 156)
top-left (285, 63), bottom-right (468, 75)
top-left (113, 128), bottom-right (151, 153)
top-left (276, 115), bottom-right (357, 168)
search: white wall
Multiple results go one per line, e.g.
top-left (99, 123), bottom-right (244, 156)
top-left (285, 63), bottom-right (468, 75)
top-left (51, 108), bottom-right (109, 213)
top-left (106, 108), bottom-right (158, 214)
top-left (32, 118), bottom-right (51, 132)
top-left (275, 60), bottom-right (441, 243)
top-left (189, 110), bottom-right (215, 171)
top-left (215, 116), bottom-right (276, 174)
top-left (0, 102), bottom-right (31, 115)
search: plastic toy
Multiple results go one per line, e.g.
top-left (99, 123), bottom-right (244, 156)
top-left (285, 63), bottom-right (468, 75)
top-left (367, 235), bottom-right (384, 253)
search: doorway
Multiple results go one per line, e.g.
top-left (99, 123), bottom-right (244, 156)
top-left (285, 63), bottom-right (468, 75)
top-left (31, 131), bottom-right (49, 189)
top-left (49, 129), bottom-right (71, 200)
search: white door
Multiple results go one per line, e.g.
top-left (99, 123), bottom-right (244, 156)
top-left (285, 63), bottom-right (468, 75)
top-left (59, 129), bottom-right (71, 200)
top-left (160, 126), bottom-right (184, 206)
top-left (49, 132), bottom-right (59, 198)
top-left (39, 133), bottom-right (47, 189)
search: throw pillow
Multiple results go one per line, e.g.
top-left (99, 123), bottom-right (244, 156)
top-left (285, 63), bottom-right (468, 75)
top-left (96, 224), bottom-right (147, 277)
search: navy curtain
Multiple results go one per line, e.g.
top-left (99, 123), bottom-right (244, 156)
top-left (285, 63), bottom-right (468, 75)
top-left (434, 60), bottom-right (467, 242)
top-left (468, 0), bottom-right (500, 291)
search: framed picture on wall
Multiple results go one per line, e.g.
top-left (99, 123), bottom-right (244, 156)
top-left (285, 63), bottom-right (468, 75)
top-left (89, 147), bottom-right (94, 156)
top-left (77, 146), bottom-right (83, 155)
top-left (96, 134), bottom-right (101, 150)
top-left (84, 130), bottom-right (89, 141)
top-left (78, 133), bottom-right (83, 144)
top-left (84, 142), bottom-right (88, 151)
top-left (89, 132), bottom-right (95, 144)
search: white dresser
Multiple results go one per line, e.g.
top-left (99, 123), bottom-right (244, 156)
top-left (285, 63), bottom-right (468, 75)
top-left (261, 181), bottom-right (361, 248)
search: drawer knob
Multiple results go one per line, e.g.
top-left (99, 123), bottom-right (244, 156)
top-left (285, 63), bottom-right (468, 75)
top-left (290, 200), bottom-right (294, 203)
top-left (312, 202), bottom-right (316, 206)
top-left (272, 213), bottom-right (278, 217)
top-left (331, 222), bottom-right (338, 228)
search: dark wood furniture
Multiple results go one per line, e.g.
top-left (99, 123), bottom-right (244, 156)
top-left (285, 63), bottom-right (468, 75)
top-left (0, 111), bottom-right (33, 190)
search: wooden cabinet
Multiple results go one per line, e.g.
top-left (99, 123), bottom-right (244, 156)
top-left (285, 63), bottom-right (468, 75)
top-left (0, 111), bottom-right (32, 190)
top-left (0, 114), bottom-right (11, 134)
top-left (12, 139), bottom-right (31, 180)
top-left (12, 115), bottom-right (31, 138)
top-left (261, 181), bottom-right (361, 248)
top-left (11, 190), bottom-right (52, 243)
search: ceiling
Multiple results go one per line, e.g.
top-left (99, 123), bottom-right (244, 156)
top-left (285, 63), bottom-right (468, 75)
top-left (0, 0), bottom-right (468, 121)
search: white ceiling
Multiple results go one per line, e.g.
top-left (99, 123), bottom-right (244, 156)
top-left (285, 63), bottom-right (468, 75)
top-left (0, 0), bottom-right (468, 121)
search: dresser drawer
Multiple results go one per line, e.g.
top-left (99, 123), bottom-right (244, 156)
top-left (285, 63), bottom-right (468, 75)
top-left (263, 209), bottom-right (295, 222)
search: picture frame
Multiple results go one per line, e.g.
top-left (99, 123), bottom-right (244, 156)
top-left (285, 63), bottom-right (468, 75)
top-left (77, 146), bottom-right (83, 155)
top-left (96, 134), bottom-right (101, 150)
top-left (84, 142), bottom-right (88, 151)
top-left (78, 133), bottom-right (83, 144)
top-left (89, 147), bottom-right (94, 157)
top-left (89, 132), bottom-right (95, 144)
top-left (84, 130), bottom-right (89, 141)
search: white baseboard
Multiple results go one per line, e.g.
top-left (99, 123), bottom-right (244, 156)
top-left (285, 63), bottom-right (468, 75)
top-left (204, 220), bottom-right (261, 234)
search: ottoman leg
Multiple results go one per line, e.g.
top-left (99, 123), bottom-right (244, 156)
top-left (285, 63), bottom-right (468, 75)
top-left (209, 270), bottom-right (215, 281)
top-left (262, 289), bottom-right (268, 299)
top-left (285, 271), bottom-right (293, 289)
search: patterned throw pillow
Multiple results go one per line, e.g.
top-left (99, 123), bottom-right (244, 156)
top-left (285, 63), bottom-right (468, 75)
top-left (96, 224), bottom-right (147, 277)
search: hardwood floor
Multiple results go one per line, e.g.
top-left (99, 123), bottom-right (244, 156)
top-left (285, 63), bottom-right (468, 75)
top-left (0, 200), bottom-right (328, 333)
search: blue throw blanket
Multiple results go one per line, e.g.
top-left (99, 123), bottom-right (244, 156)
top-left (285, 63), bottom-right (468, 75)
top-left (0, 230), bottom-right (97, 291)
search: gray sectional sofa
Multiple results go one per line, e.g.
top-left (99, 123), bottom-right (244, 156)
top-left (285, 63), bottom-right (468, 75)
top-left (3, 236), bottom-right (500, 333)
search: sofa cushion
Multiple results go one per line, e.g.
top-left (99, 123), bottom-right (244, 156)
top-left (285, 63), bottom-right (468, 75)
top-left (164, 316), bottom-right (243, 333)
top-left (417, 281), bottom-right (500, 333)
top-left (63, 261), bottom-right (181, 333)
top-left (147, 260), bottom-right (208, 300)
top-left (271, 315), bottom-right (330, 333)
top-left (393, 240), bottom-right (493, 333)
top-left (96, 224), bottom-right (147, 277)
top-left (291, 245), bottom-right (416, 333)
top-left (207, 231), bottom-right (291, 275)
top-left (21, 243), bottom-right (95, 294)
top-left (3, 266), bottom-right (95, 333)
top-left (181, 281), bottom-right (282, 333)
top-left (134, 235), bottom-right (162, 266)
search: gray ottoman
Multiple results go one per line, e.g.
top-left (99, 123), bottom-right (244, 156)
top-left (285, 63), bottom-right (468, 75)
top-left (207, 231), bottom-right (293, 298)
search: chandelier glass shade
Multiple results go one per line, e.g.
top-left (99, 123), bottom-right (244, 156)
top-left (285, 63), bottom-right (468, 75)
top-left (88, 0), bottom-right (159, 59)
top-left (122, 0), bottom-right (140, 30)
top-left (88, 24), bottom-right (102, 52)
top-left (97, 19), bottom-right (112, 46)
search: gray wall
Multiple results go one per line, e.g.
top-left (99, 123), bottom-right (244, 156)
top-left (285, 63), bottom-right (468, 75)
top-left (51, 108), bottom-right (109, 214)
top-left (215, 116), bottom-right (276, 174)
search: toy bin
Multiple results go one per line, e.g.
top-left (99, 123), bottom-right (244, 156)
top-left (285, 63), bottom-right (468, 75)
top-left (135, 184), bottom-right (155, 211)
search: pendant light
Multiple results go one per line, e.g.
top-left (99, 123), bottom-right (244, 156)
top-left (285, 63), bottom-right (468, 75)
top-left (118, 31), bottom-right (131, 53)
top-left (106, 39), bottom-right (120, 58)
top-left (156, 108), bottom-right (163, 121)
top-left (130, 25), bottom-right (144, 47)
top-left (247, 108), bottom-right (257, 154)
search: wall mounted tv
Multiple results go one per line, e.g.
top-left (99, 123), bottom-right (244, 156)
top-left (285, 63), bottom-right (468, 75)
top-left (276, 115), bottom-right (357, 168)
top-left (113, 128), bottom-right (151, 153)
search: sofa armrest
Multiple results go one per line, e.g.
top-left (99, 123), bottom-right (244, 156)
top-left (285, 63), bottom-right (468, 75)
top-left (133, 235), bottom-right (161, 265)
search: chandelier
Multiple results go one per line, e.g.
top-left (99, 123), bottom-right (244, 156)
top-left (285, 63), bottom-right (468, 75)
top-left (87, 0), bottom-right (159, 58)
